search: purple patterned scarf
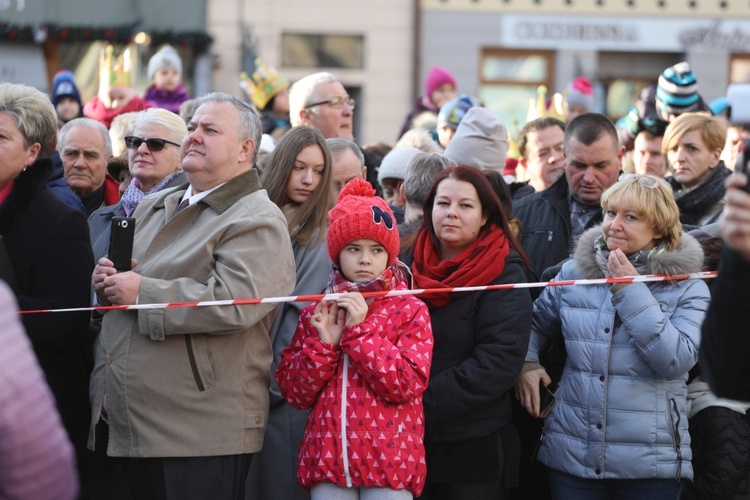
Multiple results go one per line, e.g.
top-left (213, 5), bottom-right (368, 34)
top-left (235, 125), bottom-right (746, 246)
top-left (121, 171), bottom-right (181, 216)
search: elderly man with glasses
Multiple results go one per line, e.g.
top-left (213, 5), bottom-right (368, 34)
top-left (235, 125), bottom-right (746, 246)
top-left (289, 72), bottom-right (355, 140)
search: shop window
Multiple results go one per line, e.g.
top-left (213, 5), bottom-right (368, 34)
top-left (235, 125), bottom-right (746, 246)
top-left (282, 33), bottom-right (364, 69)
top-left (479, 49), bottom-right (554, 135)
top-left (729, 54), bottom-right (750, 84)
top-left (604, 78), bottom-right (654, 121)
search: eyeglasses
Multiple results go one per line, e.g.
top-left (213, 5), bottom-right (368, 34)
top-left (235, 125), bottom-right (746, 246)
top-left (618, 173), bottom-right (659, 189)
top-left (124, 136), bottom-right (181, 152)
top-left (304, 96), bottom-right (356, 110)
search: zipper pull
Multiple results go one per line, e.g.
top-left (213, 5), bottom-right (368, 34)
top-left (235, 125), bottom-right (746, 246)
top-left (548, 230), bottom-right (553, 242)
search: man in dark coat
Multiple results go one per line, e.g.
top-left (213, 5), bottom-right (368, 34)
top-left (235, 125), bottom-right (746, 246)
top-left (509, 113), bottom-right (622, 500)
top-left (512, 113), bottom-right (623, 279)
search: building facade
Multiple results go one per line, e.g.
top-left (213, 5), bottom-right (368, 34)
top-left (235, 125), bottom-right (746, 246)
top-left (207, 0), bottom-right (416, 144)
top-left (421, 0), bottom-right (750, 131)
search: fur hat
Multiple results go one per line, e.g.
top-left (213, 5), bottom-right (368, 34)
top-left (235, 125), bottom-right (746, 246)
top-left (377, 146), bottom-right (421, 184)
top-left (51, 70), bottom-right (82, 108)
top-left (327, 178), bottom-right (399, 266)
top-left (656, 62), bottom-right (699, 118)
top-left (424, 66), bottom-right (456, 99)
top-left (437, 95), bottom-right (478, 130)
top-left (148, 45), bottom-right (182, 81)
top-left (567, 76), bottom-right (594, 110)
top-left (444, 107), bottom-right (509, 172)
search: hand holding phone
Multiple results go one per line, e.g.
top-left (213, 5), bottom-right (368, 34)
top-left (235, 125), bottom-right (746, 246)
top-left (109, 217), bottom-right (135, 272)
top-left (538, 381), bottom-right (557, 419)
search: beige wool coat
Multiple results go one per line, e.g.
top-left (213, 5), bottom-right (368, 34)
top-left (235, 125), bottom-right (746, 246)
top-left (88, 168), bottom-right (296, 458)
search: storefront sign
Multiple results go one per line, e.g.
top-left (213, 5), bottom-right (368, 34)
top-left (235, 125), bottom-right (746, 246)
top-left (502, 16), bottom-right (750, 52)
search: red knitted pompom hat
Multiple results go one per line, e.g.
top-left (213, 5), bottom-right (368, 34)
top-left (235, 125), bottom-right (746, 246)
top-left (327, 178), bottom-right (399, 266)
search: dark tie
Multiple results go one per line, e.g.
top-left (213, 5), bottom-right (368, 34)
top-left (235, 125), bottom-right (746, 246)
top-left (174, 198), bottom-right (189, 216)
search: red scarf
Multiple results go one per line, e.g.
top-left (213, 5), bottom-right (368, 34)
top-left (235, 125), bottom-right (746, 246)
top-left (411, 224), bottom-right (509, 307)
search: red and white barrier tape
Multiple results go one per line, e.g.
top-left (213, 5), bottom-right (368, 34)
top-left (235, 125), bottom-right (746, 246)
top-left (18, 271), bottom-right (717, 315)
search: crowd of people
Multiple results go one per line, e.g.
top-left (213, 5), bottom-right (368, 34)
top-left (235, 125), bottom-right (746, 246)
top-left (1, 47), bottom-right (750, 500)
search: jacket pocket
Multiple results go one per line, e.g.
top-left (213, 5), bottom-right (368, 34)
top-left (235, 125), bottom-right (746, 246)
top-left (184, 334), bottom-right (217, 392)
top-left (666, 394), bottom-right (683, 479)
top-left (245, 411), bottom-right (265, 429)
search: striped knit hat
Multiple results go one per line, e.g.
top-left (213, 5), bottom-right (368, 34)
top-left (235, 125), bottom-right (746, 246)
top-left (655, 62), bottom-right (700, 118)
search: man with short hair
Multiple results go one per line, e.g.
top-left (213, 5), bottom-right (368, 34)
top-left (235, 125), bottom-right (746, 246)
top-left (517, 117), bottom-right (566, 195)
top-left (89, 92), bottom-right (296, 500)
top-left (326, 138), bottom-right (367, 192)
top-left (399, 152), bottom-right (453, 239)
top-left (633, 129), bottom-right (667, 177)
top-left (511, 114), bottom-right (622, 500)
top-left (58, 117), bottom-right (118, 216)
top-left (513, 113), bottom-right (623, 278)
top-left (289, 72), bottom-right (354, 140)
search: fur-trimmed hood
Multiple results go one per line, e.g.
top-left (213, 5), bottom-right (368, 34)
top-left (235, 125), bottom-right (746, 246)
top-left (573, 225), bottom-right (705, 279)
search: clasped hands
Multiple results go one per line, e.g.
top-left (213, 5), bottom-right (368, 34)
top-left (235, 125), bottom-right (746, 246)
top-left (92, 257), bottom-right (140, 306)
top-left (310, 292), bottom-right (368, 345)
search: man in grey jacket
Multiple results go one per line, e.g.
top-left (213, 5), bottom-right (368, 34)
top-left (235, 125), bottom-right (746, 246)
top-left (90, 92), bottom-right (295, 500)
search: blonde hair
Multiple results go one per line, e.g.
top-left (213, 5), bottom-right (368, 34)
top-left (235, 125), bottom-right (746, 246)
top-left (600, 175), bottom-right (682, 251)
top-left (662, 112), bottom-right (727, 154)
top-left (0, 83), bottom-right (58, 157)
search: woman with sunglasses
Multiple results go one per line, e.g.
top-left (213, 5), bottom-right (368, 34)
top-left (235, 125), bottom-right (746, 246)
top-left (517, 175), bottom-right (710, 499)
top-left (88, 108), bottom-right (187, 263)
top-left (246, 125), bottom-right (336, 500)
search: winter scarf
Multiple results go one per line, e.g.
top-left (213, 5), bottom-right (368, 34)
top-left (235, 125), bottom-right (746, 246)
top-left (411, 224), bottom-right (509, 307)
top-left (593, 234), bottom-right (666, 278)
top-left (121, 171), bottom-right (182, 216)
top-left (668, 162), bottom-right (731, 226)
top-left (574, 225), bottom-right (704, 279)
top-left (326, 262), bottom-right (408, 295)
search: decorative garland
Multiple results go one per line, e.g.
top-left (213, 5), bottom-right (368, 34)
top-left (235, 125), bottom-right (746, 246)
top-left (0, 23), bottom-right (213, 52)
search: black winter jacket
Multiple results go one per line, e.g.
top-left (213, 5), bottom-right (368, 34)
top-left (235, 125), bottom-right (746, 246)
top-left (0, 158), bottom-right (95, 491)
top-left (512, 174), bottom-right (603, 279)
top-left (701, 248), bottom-right (750, 400)
top-left (420, 250), bottom-right (532, 442)
top-left (684, 406), bottom-right (750, 500)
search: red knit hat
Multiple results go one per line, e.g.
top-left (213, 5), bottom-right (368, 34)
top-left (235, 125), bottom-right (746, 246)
top-left (327, 178), bottom-right (399, 266)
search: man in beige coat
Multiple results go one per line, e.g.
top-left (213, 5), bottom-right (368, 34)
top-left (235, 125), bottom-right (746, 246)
top-left (89, 92), bottom-right (295, 500)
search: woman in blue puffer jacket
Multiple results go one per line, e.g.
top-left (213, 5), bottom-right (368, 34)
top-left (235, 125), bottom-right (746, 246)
top-left (516, 174), bottom-right (710, 499)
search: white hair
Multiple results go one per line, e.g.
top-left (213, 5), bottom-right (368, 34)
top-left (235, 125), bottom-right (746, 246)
top-left (289, 72), bottom-right (337, 127)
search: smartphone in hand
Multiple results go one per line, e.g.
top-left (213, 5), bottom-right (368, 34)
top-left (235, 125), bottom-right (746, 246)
top-left (539, 381), bottom-right (557, 419)
top-left (109, 217), bottom-right (135, 272)
top-left (738, 139), bottom-right (750, 194)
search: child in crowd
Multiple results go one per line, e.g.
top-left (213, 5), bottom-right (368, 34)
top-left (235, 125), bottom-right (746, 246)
top-left (276, 178), bottom-right (433, 499)
top-left (398, 66), bottom-right (457, 140)
top-left (436, 94), bottom-right (478, 147)
top-left (51, 70), bottom-right (83, 123)
top-left (84, 45), bottom-right (152, 128)
top-left (241, 58), bottom-right (291, 140)
top-left (565, 76), bottom-right (594, 123)
top-left (144, 45), bottom-right (191, 114)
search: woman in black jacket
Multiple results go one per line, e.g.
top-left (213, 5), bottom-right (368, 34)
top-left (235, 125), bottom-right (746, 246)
top-left (0, 82), bottom-right (95, 495)
top-left (402, 166), bottom-right (533, 499)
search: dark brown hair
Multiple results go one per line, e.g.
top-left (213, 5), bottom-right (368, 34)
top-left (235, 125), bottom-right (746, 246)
top-left (402, 165), bottom-right (531, 269)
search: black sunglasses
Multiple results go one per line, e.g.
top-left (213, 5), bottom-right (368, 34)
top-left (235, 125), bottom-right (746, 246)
top-left (124, 136), bottom-right (181, 152)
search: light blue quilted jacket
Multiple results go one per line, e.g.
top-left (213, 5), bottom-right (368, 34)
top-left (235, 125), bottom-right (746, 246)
top-left (527, 226), bottom-right (710, 480)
